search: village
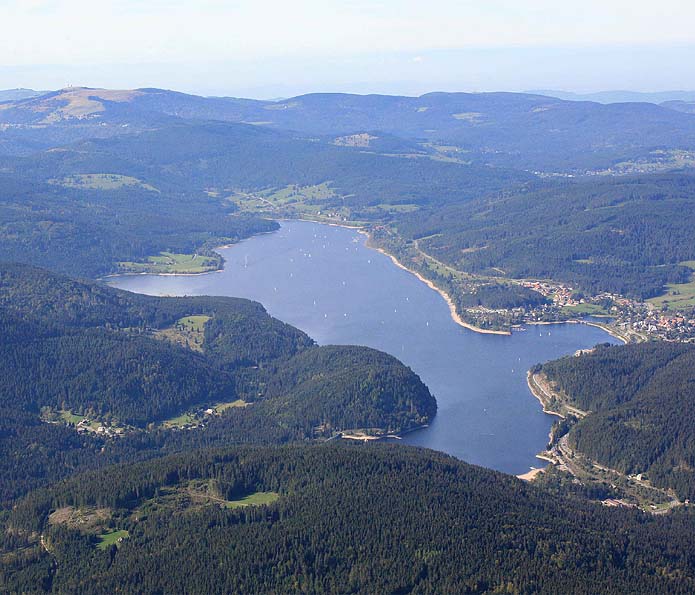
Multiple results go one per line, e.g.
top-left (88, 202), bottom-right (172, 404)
top-left (517, 279), bottom-right (695, 342)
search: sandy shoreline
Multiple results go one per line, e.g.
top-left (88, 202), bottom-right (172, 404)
top-left (105, 218), bottom-right (620, 343)
top-left (367, 243), bottom-right (511, 336)
top-left (516, 467), bottom-right (546, 481)
top-left (286, 217), bottom-right (511, 336)
top-left (103, 269), bottom-right (223, 280)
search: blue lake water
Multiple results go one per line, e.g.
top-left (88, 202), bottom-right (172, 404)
top-left (109, 220), bottom-right (618, 475)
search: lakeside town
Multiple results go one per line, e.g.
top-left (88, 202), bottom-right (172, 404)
top-left (518, 279), bottom-right (695, 342)
top-left (363, 222), bottom-right (695, 343)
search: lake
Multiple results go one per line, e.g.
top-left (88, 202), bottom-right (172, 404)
top-left (110, 220), bottom-right (618, 475)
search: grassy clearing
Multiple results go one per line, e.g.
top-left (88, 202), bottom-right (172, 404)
top-left (225, 492), bottom-right (280, 508)
top-left (133, 482), bottom-right (279, 517)
top-left (215, 399), bottom-right (249, 412)
top-left (597, 150), bottom-right (695, 175)
top-left (161, 412), bottom-right (198, 429)
top-left (118, 252), bottom-right (220, 274)
top-left (232, 182), bottom-right (375, 226)
top-left (42, 409), bottom-right (99, 430)
top-left (179, 315), bottom-right (209, 331)
top-left (649, 281), bottom-right (695, 310)
top-left (562, 303), bottom-right (609, 316)
top-left (97, 530), bottom-right (130, 550)
top-left (649, 263), bottom-right (695, 310)
top-left (159, 399), bottom-right (248, 429)
top-left (59, 410), bottom-right (87, 425)
top-left (155, 314), bottom-right (210, 352)
top-left (49, 506), bottom-right (112, 532)
top-left (41, 408), bottom-right (129, 436)
top-left (233, 182), bottom-right (336, 212)
top-left (50, 173), bottom-right (158, 192)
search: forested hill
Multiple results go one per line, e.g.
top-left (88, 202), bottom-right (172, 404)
top-left (0, 118), bottom-right (530, 277)
top-left (0, 264), bottom-right (435, 503)
top-left (540, 342), bottom-right (695, 499)
top-left (0, 170), bottom-right (278, 278)
top-left (3, 87), bottom-right (695, 171)
top-left (6, 119), bottom-right (530, 207)
top-left (397, 174), bottom-right (695, 298)
top-left (5, 444), bottom-right (695, 594)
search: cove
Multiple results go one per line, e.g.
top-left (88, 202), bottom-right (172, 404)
top-left (109, 220), bottom-right (619, 475)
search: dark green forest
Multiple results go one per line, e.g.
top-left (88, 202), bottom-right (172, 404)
top-left (398, 174), bottom-right (695, 298)
top-left (541, 342), bottom-right (695, 499)
top-left (3, 86), bottom-right (695, 593)
top-left (0, 172), bottom-right (277, 278)
top-left (1, 105), bottom-right (694, 305)
top-left (0, 264), bottom-right (435, 504)
top-left (4, 445), bottom-right (695, 594)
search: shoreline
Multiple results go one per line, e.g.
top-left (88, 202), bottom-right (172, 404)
top-left (282, 217), bottom-right (510, 336)
top-left (516, 467), bottom-right (546, 481)
top-left (527, 319), bottom-right (628, 344)
top-left (580, 320), bottom-right (630, 344)
top-left (338, 421), bottom-right (430, 442)
top-left (526, 371), bottom-right (566, 419)
top-left (366, 242), bottom-right (511, 336)
top-left (102, 228), bottom-right (282, 280)
top-left (105, 218), bottom-right (621, 344)
top-left (102, 268), bottom-right (223, 280)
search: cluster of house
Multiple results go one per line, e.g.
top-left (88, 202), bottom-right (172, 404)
top-left (520, 280), bottom-right (578, 306)
top-left (75, 419), bottom-right (126, 437)
top-left (601, 498), bottom-right (636, 508)
top-left (625, 311), bottom-right (695, 341)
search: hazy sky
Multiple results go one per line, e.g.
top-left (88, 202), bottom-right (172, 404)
top-left (2, 0), bottom-right (694, 97)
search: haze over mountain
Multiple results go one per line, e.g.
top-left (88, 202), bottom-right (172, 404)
top-left (5, 1), bottom-right (695, 592)
top-left (0, 88), bottom-right (45, 102)
top-left (530, 90), bottom-right (695, 104)
top-left (3, 86), bottom-right (695, 172)
top-left (663, 100), bottom-right (695, 114)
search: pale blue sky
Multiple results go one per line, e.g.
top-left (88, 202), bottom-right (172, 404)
top-left (2, 0), bottom-right (694, 96)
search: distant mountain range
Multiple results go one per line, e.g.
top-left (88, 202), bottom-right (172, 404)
top-left (0, 88), bottom-right (46, 102)
top-left (2, 86), bottom-right (695, 172)
top-left (663, 100), bottom-right (695, 114)
top-left (529, 89), bottom-right (695, 104)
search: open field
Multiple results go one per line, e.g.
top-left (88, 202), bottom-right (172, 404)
top-left (649, 262), bottom-right (695, 310)
top-left (42, 408), bottom-right (101, 430)
top-left (49, 173), bottom-right (159, 192)
top-left (161, 411), bottom-right (198, 428)
top-left (224, 491), bottom-right (279, 508)
top-left (133, 481), bottom-right (279, 516)
top-left (118, 252), bottom-right (221, 274)
top-left (160, 399), bottom-right (248, 429)
top-left (233, 182), bottom-right (335, 212)
top-left (232, 183), bottom-right (376, 226)
top-left (49, 506), bottom-right (112, 532)
top-left (562, 303), bottom-right (609, 316)
top-left (155, 315), bottom-right (210, 352)
top-left (215, 399), bottom-right (249, 412)
top-left (97, 530), bottom-right (130, 550)
top-left (41, 408), bottom-right (129, 436)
